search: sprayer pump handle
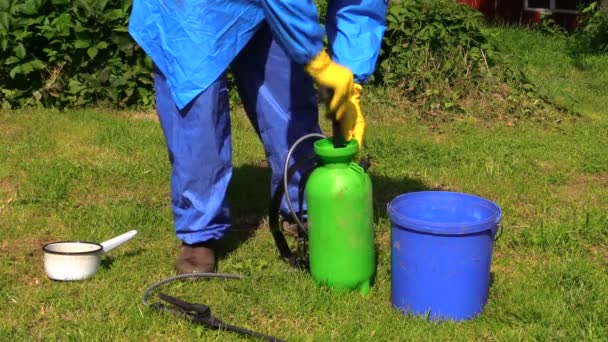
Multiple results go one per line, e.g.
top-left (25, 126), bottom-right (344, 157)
top-left (318, 87), bottom-right (345, 148)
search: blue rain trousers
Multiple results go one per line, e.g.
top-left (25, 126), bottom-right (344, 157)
top-left (154, 25), bottom-right (320, 244)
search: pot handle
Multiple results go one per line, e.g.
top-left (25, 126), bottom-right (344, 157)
top-left (100, 230), bottom-right (137, 253)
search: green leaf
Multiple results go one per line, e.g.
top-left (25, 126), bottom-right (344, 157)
top-left (95, 0), bottom-right (109, 12)
top-left (14, 44), bottom-right (26, 59)
top-left (103, 9), bottom-right (124, 21)
top-left (4, 56), bottom-right (19, 65)
top-left (68, 79), bottom-right (86, 94)
top-left (17, 0), bottom-right (43, 15)
top-left (0, 12), bottom-right (10, 32)
top-left (74, 40), bottom-right (90, 49)
top-left (0, 0), bottom-right (9, 11)
top-left (87, 46), bottom-right (98, 59)
top-left (73, 24), bottom-right (87, 33)
top-left (14, 29), bottom-right (34, 40)
top-left (9, 65), bottom-right (21, 78)
top-left (21, 61), bottom-right (33, 74)
top-left (76, 0), bottom-right (93, 13)
top-left (96, 41), bottom-right (108, 49)
top-left (33, 90), bottom-right (42, 101)
top-left (98, 67), bottom-right (110, 83)
top-left (30, 59), bottom-right (45, 70)
top-left (53, 13), bottom-right (72, 36)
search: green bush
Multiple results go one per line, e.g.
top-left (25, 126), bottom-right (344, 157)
top-left (376, 0), bottom-right (496, 109)
top-left (0, 0), bottom-right (153, 109)
top-left (571, 1), bottom-right (608, 54)
top-left (315, 0), bottom-right (328, 23)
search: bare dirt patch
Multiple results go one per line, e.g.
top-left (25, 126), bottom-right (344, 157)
top-left (589, 245), bottom-right (608, 266)
top-left (0, 237), bottom-right (48, 255)
top-left (0, 122), bottom-right (26, 140)
top-left (1, 237), bottom-right (48, 288)
top-left (560, 172), bottom-right (608, 205)
top-left (118, 110), bottom-right (158, 122)
top-left (0, 179), bottom-right (17, 196)
top-left (568, 172), bottom-right (608, 188)
top-left (0, 180), bottom-right (17, 214)
top-left (490, 248), bottom-right (556, 287)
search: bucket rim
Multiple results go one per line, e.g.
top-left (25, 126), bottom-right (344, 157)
top-left (387, 191), bottom-right (502, 235)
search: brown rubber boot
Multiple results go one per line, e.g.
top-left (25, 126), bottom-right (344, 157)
top-left (175, 241), bottom-right (216, 274)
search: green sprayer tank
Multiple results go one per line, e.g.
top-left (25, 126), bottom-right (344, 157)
top-left (305, 138), bottom-right (375, 294)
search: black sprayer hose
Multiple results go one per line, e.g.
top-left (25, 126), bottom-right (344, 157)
top-left (217, 322), bottom-right (286, 342)
top-left (142, 273), bottom-right (243, 306)
top-left (282, 133), bottom-right (326, 233)
top-left (269, 152), bottom-right (317, 266)
top-left (269, 185), bottom-right (295, 262)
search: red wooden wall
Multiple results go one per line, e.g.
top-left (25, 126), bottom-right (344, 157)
top-left (457, 0), bottom-right (582, 29)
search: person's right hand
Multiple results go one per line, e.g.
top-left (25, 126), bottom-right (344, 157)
top-left (342, 83), bottom-right (366, 148)
top-left (305, 50), bottom-right (354, 122)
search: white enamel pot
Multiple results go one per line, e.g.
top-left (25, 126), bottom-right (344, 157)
top-left (42, 230), bottom-right (137, 281)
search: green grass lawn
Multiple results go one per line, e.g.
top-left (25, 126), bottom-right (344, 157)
top-left (1, 27), bottom-right (607, 341)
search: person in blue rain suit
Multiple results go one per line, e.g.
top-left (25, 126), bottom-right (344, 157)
top-left (128, 0), bottom-right (387, 274)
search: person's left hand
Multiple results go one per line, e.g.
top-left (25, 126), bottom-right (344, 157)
top-left (340, 83), bottom-right (366, 149)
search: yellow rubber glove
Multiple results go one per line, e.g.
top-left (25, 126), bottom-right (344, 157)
top-left (341, 83), bottom-right (366, 148)
top-left (305, 50), bottom-right (354, 122)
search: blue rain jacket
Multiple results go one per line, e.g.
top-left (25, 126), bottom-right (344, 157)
top-left (129, 0), bottom-right (324, 109)
top-left (327, 0), bottom-right (388, 84)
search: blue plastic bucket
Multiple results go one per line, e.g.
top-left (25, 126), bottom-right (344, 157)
top-left (388, 191), bottom-right (501, 321)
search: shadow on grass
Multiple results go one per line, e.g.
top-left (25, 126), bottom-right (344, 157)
top-left (370, 172), bottom-right (431, 221)
top-left (216, 163), bottom-right (272, 260)
top-left (100, 256), bottom-right (114, 270)
top-left (100, 248), bottom-right (145, 270)
top-left (366, 171), bottom-right (431, 287)
top-left (218, 162), bottom-right (434, 258)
